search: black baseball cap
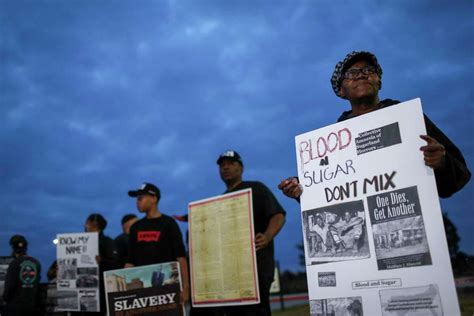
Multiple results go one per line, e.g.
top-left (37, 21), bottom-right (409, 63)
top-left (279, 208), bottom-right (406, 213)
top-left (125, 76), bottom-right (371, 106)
top-left (10, 235), bottom-right (28, 251)
top-left (216, 150), bottom-right (243, 166)
top-left (128, 183), bottom-right (161, 199)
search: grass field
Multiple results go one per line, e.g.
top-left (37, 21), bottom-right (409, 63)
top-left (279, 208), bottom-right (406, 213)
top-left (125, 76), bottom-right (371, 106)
top-left (273, 304), bottom-right (309, 316)
top-left (459, 292), bottom-right (474, 316)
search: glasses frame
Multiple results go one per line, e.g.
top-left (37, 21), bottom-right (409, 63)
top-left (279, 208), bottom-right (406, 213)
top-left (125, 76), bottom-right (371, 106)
top-left (343, 66), bottom-right (377, 80)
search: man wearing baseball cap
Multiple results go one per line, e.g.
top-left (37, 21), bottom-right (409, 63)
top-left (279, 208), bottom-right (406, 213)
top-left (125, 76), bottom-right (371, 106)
top-left (2, 235), bottom-right (41, 316)
top-left (279, 51), bottom-right (470, 199)
top-left (125, 182), bottom-right (189, 305)
top-left (216, 150), bottom-right (286, 316)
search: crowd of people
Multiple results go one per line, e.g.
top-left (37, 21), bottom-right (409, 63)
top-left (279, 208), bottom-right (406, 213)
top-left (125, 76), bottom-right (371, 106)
top-left (2, 149), bottom-right (287, 316)
top-left (2, 51), bottom-right (471, 316)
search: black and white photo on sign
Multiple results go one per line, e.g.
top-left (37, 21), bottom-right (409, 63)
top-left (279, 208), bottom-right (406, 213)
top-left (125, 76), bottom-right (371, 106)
top-left (372, 216), bottom-right (429, 260)
top-left (58, 279), bottom-right (72, 288)
top-left (302, 200), bottom-right (370, 263)
top-left (318, 272), bottom-right (336, 287)
top-left (76, 267), bottom-right (99, 288)
top-left (80, 254), bottom-right (95, 265)
top-left (56, 290), bottom-right (79, 310)
top-left (310, 296), bottom-right (364, 316)
top-left (76, 274), bottom-right (99, 288)
top-left (58, 258), bottom-right (77, 280)
top-left (45, 282), bottom-right (61, 313)
top-left (77, 267), bottom-right (98, 275)
top-left (79, 290), bottom-right (98, 311)
top-left (367, 186), bottom-right (432, 270)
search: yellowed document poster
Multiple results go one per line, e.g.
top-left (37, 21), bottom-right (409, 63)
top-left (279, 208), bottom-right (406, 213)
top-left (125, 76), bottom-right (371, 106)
top-left (189, 189), bottom-right (260, 307)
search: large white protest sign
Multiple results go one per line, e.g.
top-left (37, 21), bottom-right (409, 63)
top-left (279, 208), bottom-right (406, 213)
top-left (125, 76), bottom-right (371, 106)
top-left (295, 99), bottom-right (459, 315)
top-left (56, 232), bottom-right (100, 312)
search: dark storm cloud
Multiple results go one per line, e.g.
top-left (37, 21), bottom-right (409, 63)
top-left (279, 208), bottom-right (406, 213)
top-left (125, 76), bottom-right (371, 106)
top-left (1, 0), bottom-right (472, 274)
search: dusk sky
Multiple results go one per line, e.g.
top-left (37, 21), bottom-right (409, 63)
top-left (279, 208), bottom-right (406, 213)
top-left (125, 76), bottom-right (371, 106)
top-left (1, 0), bottom-right (473, 278)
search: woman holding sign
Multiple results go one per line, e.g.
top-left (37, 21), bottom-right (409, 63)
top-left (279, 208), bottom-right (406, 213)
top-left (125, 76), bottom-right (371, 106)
top-left (279, 51), bottom-right (470, 200)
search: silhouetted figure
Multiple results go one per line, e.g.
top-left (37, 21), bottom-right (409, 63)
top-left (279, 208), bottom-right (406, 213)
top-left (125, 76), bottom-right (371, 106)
top-left (2, 235), bottom-right (41, 316)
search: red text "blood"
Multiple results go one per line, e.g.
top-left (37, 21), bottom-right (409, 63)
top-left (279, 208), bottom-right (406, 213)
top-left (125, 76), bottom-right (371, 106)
top-left (299, 128), bottom-right (352, 165)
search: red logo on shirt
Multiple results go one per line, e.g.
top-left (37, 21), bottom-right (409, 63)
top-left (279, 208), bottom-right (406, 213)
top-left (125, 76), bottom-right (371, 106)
top-left (138, 231), bottom-right (161, 242)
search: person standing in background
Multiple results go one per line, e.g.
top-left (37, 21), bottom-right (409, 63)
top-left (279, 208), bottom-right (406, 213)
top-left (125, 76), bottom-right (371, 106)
top-left (216, 150), bottom-right (286, 316)
top-left (115, 214), bottom-right (138, 267)
top-left (2, 235), bottom-right (41, 316)
top-left (84, 213), bottom-right (121, 315)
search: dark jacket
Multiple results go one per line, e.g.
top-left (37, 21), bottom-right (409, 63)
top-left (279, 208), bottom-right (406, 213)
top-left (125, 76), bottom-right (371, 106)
top-left (98, 232), bottom-right (121, 272)
top-left (2, 255), bottom-right (41, 316)
top-left (337, 99), bottom-right (471, 198)
top-left (114, 233), bottom-right (130, 268)
top-left (96, 233), bottom-right (120, 314)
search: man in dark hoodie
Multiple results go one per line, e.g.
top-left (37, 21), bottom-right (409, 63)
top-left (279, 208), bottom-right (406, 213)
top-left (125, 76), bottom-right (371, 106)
top-left (84, 213), bottom-right (121, 315)
top-left (2, 235), bottom-right (41, 316)
top-left (278, 51), bottom-right (471, 200)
